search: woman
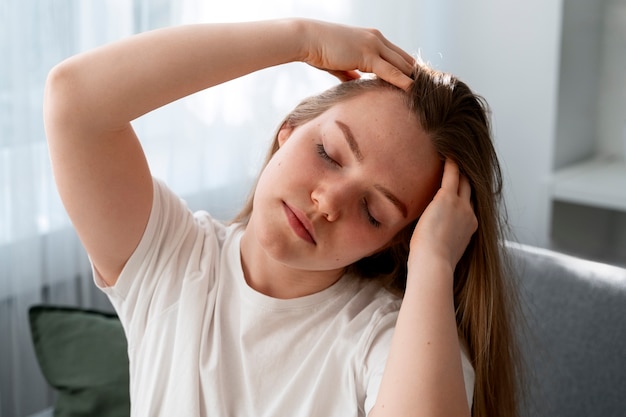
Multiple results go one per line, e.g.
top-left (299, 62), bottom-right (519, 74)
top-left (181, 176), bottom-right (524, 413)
top-left (44, 18), bottom-right (521, 416)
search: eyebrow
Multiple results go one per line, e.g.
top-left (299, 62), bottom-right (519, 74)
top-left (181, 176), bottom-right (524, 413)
top-left (335, 120), bottom-right (408, 219)
top-left (335, 120), bottom-right (363, 162)
top-left (375, 185), bottom-right (408, 219)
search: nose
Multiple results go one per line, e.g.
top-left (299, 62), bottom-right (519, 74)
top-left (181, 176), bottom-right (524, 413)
top-left (311, 182), bottom-right (347, 222)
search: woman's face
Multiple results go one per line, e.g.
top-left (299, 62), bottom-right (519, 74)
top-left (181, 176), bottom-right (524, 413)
top-left (247, 89), bottom-right (442, 274)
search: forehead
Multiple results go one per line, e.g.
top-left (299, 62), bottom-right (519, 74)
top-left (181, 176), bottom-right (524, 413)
top-left (321, 89), bottom-right (421, 146)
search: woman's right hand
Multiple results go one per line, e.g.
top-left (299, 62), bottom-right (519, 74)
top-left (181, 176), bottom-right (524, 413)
top-left (297, 19), bottom-right (415, 90)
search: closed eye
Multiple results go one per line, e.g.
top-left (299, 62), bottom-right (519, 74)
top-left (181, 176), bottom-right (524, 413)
top-left (361, 200), bottom-right (381, 228)
top-left (316, 144), bottom-right (340, 166)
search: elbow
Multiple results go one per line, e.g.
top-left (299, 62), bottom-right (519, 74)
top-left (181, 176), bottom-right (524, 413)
top-left (43, 58), bottom-right (90, 140)
top-left (44, 61), bottom-right (75, 131)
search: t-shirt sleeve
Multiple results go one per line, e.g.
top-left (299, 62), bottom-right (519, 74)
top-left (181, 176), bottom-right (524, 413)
top-left (93, 177), bottom-right (221, 348)
top-left (362, 313), bottom-right (475, 414)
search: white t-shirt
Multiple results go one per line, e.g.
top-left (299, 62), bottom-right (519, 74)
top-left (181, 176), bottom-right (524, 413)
top-left (95, 178), bottom-right (474, 416)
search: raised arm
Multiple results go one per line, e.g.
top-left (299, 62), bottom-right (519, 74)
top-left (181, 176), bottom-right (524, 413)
top-left (43, 19), bottom-right (415, 286)
top-left (370, 159), bottom-right (477, 417)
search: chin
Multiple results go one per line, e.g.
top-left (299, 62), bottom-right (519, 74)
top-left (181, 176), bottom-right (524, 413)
top-left (249, 216), bottom-right (292, 257)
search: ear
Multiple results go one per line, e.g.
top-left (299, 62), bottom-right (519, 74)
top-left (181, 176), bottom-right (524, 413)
top-left (277, 123), bottom-right (294, 147)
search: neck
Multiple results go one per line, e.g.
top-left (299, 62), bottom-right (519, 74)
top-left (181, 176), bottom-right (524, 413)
top-left (239, 226), bottom-right (345, 300)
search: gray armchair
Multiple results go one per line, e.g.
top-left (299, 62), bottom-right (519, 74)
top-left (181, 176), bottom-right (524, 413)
top-left (509, 242), bottom-right (626, 417)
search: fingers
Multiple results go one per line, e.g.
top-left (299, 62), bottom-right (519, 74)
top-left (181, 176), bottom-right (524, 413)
top-left (372, 33), bottom-right (415, 90)
top-left (442, 159), bottom-right (472, 200)
top-left (459, 173), bottom-right (472, 201)
top-left (377, 34), bottom-right (415, 76)
top-left (327, 69), bottom-right (361, 83)
top-left (372, 59), bottom-right (414, 91)
top-left (441, 159), bottom-right (460, 191)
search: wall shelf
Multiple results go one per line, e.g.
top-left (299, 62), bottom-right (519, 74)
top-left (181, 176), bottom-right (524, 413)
top-left (551, 157), bottom-right (626, 212)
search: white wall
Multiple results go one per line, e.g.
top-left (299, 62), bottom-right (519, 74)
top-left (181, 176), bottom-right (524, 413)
top-left (597, 0), bottom-right (626, 159)
top-left (554, 0), bottom-right (603, 168)
top-left (411, 0), bottom-right (564, 247)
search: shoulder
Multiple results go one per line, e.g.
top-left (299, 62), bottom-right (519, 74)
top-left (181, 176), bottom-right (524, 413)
top-left (149, 177), bottom-right (233, 244)
top-left (127, 178), bottom-right (241, 276)
top-left (97, 177), bottom-right (241, 312)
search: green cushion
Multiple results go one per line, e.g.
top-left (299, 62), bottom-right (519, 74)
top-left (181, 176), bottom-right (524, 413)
top-left (28, 305), bottom-right (130, 417)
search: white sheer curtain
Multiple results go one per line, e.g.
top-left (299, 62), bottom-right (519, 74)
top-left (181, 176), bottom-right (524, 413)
top-left (0, 0), bottom-right (420, 415)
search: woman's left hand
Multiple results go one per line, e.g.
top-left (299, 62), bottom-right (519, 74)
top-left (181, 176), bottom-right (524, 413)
top-left (372, 158), bottom-right (475, 417)
top-left (409, 159), bottom-right (478, 271)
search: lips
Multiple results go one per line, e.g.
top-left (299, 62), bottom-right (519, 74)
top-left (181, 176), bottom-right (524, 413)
top-left (283, 202), bottom-right (316, 245)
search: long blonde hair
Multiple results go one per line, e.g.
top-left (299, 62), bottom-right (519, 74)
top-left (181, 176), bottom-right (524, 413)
top-left (233, 64), bottom-right (522, 417)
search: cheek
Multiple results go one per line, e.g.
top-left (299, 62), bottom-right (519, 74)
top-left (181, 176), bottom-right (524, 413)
top-left (342, 223), bottom-right (396, 258)
top-left (257, 150), bottom-right (294, 186)
top-left (273, 139), bottom-right (318, 172)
